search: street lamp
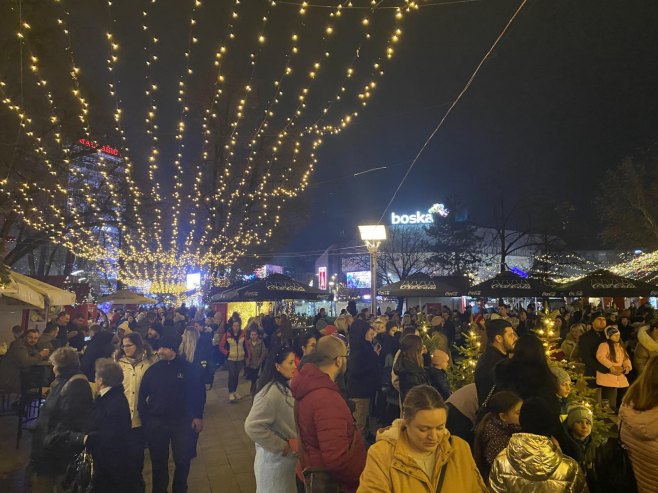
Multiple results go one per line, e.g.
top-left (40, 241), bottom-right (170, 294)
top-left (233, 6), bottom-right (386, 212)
top-left (358, 225), bottom-right (387, 317)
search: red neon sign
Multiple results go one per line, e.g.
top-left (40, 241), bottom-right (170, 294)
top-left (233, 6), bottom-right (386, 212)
top-left (78, 138), bottom-right (120, 157)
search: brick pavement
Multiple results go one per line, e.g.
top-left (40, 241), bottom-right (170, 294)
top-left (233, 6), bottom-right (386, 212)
top-left (0, 369), bottom-right (258, 493)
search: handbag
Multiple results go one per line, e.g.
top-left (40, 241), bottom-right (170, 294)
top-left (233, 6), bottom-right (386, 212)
top-left (587, 421), bottom-right (637, 493)
top-left (473, 384), bottom-right (496, 429)
top-left (62, 449), bottom-right (95, 493)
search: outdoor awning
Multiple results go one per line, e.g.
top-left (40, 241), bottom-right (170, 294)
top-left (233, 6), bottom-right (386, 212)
top-left (467, 271), bottom-right (557, 298)
top-left (379, 272), bottom-right (469, 298)
top-left (214, 274), bottom-right (332, 302)
top-left (0, 271), bottom-right (77, 309)
top-left (97, 289), bottom-right (157, 305)
top-left (557, 269), bottom-right (658, 297)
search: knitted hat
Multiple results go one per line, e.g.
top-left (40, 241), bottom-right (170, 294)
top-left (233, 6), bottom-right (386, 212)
top-left (566, 404), bottom-right (593, 428)
top-left (550, 367), bottom-right (571, 385)
top-left (159, 335), bottom-right (179, 351)
top-left (118, 321), bottom-right (132, 334)
top-left (431, 316), bottom-right (443, 327)
top-left (520, 397), bottom-right (561, 437)
top-left (322, 324), bottom-right (337, 336)
top-left (605, 326), bottom-right (620, 339)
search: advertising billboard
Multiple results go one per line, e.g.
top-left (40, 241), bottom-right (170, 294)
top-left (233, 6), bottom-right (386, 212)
top-left (346, 271), bottom-right (371, 289)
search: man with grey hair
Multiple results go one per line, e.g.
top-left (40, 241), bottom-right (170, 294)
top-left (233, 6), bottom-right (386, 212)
top-left (291, 336), bottom-right (366, 493)
top-left (84, 358), bottom-right (138, 492)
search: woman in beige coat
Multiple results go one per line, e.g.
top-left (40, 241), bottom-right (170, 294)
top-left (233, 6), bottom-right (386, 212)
top-left (619, 356), bottom-right (658, 493)
top-left (116, 332), bottom-right (156, 488)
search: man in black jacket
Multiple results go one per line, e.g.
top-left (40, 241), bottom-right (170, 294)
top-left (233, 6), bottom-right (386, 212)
top-left (578, 312), bottom-right (617, 389)
top-left (474, 318), bottom-right (518, 405)
top-left (138, 335), bottom-right (206, 493)
top-left (80, 326), bottom-right (116, 381)
top-left (85, 358), bottom-right (138, 492)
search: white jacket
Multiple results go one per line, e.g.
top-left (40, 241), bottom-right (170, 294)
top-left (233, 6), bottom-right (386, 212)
top-left (118, 354), bottom-right (156, 427)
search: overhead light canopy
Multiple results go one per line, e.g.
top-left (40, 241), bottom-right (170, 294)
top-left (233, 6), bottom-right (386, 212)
top-left (358, 224), bottom-right (387, 242)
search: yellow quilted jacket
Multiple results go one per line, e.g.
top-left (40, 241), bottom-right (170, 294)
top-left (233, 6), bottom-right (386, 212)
top-left (357, 419), bottom-right (487, 493)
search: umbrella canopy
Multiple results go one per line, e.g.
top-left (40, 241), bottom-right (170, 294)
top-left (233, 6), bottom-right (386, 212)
top-left (0, 271), bottom-right (76, 310)
top-left (379, 272), bottom-right (468, 298)
top-left (467, 271), bottom-right (557, 298)
top-left (97, 289), bottom-right (157, 305)
top-left (558, 269), bottom-right (658, 297)
top-left (214, 274), bottom-right (332, 302)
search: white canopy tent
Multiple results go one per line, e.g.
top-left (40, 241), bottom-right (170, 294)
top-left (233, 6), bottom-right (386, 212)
top-left (0, 271), bottom-right (76, 310)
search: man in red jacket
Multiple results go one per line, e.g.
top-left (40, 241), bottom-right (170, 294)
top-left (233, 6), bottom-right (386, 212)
top-left (291, 335), bottom-right (366, 493)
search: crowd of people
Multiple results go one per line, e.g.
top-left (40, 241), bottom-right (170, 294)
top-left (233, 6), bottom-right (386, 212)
top-left (1, 299), bottom-right (657, 492)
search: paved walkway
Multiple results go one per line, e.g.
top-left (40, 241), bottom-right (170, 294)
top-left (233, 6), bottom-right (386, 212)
top-left (0, 369), bottom-right (258, 493)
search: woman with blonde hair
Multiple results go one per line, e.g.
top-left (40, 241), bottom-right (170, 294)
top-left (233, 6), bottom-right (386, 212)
top-left (358, 385), bottom-right (487, 492)
top-left (619, 356), bottom-right (658, 493)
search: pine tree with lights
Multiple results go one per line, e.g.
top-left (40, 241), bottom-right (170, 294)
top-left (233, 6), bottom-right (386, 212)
top-left (446, 326), bottom-right (483, 390)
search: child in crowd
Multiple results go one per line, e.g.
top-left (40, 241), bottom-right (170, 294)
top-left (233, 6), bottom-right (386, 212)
top-left (245, 329), bottom-right (268, 395)
top-left (551, 367), bottom-right (572, 418)
top-left (426, 348), bottom-right (452, 400)
top-left (596, 326), bottom-right (632, 411)
top-left (564, 403), bottom-right (595, 471)
top-left (473, 391), bottom-right (523, 482)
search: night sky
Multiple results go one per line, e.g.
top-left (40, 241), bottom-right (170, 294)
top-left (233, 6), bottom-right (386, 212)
top-left (289, 0), bottom-right (658, 251)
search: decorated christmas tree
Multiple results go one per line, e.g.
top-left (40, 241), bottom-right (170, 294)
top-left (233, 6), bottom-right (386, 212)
top-left (446, 327), bottom-right (482, 390)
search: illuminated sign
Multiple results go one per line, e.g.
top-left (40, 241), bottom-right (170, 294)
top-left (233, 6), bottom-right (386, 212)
top-left (78, 138), bottom-right (120, 157)
top-left (391, 211), bottom-right (433, 225)
top-left (346, 271), bottom-right (371, 289)
top-left (318, 267), bottom-right (327, 290)
top-left (390, 203), bottom-right (449, 225)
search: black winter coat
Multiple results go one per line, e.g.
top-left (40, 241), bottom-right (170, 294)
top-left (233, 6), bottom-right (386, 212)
top-left (426, 366), bottom-right (452, 400)
top-left (578, 328), bottom-right (610, 379)
top-left (138, 355), bottom-right (206, 424)
top-left (86, 385), bottom-right (137, 492)
top-left (30, 370), bottom-right (94, 476)
top-left (81, 331), bottom-right (116, 381)
top-left (347, 338), bottom-right (381, 399)
top-left (474, 346), bottom-right (507, 405)
top-left (394, 356), bottom-right (430, 403)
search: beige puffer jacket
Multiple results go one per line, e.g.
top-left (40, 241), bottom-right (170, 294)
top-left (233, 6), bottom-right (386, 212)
top-left (489, 433), bottom-right (587, 493)
top-left (619, 403), bottom-right (658, 493)
top-left (634, 326), bottom-right (658, 374)
top-left (118, 354), bottom-right (156, 427)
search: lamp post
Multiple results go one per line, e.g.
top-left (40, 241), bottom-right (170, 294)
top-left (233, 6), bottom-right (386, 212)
top-left (358, 225), bottom-right (387, 318)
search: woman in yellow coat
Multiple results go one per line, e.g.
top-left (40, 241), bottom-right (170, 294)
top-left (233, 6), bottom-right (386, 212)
top-left (357, 385), bottom-right (487, 493)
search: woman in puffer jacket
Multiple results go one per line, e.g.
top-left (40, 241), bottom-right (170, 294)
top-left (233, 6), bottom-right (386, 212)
top-left (619, 356), bottom-right (658, 493)
top-left (489, 397), bottom-right (587, 493)
top-left (634, 322), bottom-right (658, 374)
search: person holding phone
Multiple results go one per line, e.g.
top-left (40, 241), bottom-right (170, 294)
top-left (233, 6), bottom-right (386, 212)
top-left (348, 323), bottom-right (382, 438)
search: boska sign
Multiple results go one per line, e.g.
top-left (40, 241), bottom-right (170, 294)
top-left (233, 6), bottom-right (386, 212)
top-left (390, 211), bottom-right (434, 225)
top-left (78, 138), bottom-right (120, 157)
